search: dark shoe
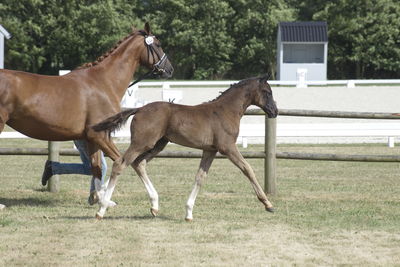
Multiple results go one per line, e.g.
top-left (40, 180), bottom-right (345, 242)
top-left (41, 160), bottom-right (54, 186)
top-left (88, 191), bottom-right (99, 205)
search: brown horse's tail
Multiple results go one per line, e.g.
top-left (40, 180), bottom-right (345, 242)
top-left (92, 108), bottom-right (139, 135)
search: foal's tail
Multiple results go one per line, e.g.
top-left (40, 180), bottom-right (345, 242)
top-left (92, 108), bottom-right (139, 135)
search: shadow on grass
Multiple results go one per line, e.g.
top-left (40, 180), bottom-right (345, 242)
top-left (0, 197), bottom-right (55, 207)
top-left (62, 214), bottom-right (173, 221)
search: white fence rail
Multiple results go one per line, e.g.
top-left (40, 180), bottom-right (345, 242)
top-left (3, 123), bottom-right (399, 147)
top-left (2, 79), bottom-right (400, 145)
top-left (133, 79), bottom-right (400, 89)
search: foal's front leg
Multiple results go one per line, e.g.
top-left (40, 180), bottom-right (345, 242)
top-left (223, 146), bottom-right (274, 212)
top-left (185, 150), bottom-right (216, 221)
top-left (96, 148), bottom-right (140, 219)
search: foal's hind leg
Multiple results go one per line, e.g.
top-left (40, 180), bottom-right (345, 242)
top-left (132, 160), bottom-right (159, 216)
top-left (185, 150), bottom-right (216, 222)
top-left (132, 137), bottom-right (169, 217)
top-left (222, 146), bottom-right (274, 212)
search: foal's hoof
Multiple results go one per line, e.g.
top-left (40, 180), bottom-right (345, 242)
top-left (150, 208), bottom-right (158, 217)
top-left (0, 204), bottom-right (6, 210)
top-left (265, 207), bottom-right (274, 213)
top-left (95, 213), bottom-right (103, 220)
top-left (108, 200), bottom-right (117, 208)
top-left (185, 218), bottom-right (193, 222)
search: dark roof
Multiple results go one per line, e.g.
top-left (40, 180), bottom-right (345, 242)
top-left (279, 21), bottom-right (327, 42)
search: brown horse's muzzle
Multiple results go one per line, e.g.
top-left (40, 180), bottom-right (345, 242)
top-left (154, 54), bottom-right (174, 78)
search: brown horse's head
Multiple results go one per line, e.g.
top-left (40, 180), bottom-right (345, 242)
top-left (253, 76), bottom-right (278, 118)
top-left (138, 23), bottom-right (174, 78)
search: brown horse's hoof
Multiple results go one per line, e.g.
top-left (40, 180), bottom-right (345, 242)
top-left (185, 218), bottom-right (193, 222)
top-left (150, 208), bottom-right (158, 217)
top-left (266, 207), bottom-right (274, 213)
top-left (95, 213), bottom-right (103, 220)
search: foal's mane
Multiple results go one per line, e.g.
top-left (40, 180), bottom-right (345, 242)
top-left (77, 29), bottom-right (147, 69)
top-left (209, 77), bottom-right (257, 103)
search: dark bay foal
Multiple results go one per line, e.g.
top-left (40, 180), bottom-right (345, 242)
top-left (93, 76), bottom-right (278, 220)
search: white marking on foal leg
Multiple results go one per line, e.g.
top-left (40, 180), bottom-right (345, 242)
top-left (134, 160), bottom-right (159, 216)
top-left (185, 180), bottom-right (201, 221)
top-left (185, 151), bottom-right (216, 221)
top-left (143, 179), bottom-right (159, 216)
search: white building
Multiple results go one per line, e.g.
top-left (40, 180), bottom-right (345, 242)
top-left (0, 24), bottom-right (11, 69)
top-left (277, 21), bottom-right (328, 81)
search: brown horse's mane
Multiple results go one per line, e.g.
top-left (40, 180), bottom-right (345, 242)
top-left (77, 29), bottom-right (147, 69)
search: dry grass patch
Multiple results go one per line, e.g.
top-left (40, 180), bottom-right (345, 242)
top-left (1, 140), bottom-right (400, 265)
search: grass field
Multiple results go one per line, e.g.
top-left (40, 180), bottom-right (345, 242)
top-left (1, 139), bottom-right (399, 266)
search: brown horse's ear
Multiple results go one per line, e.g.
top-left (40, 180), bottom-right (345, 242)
top-left (144, 22), bottom-right (151, 35)
top-left (131, 26), bottom-right (137, 33)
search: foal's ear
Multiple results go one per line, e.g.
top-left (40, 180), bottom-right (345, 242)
top-left (260, 74), bottom-right (270, 84)
top-left (144, 22), bottom-right (151, 35)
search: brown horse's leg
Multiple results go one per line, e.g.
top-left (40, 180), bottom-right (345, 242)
top-left (86, 129), bottom-right (121, 161)
top-left (87, 144), bottom-right (102, 179)
top-left (0, 110), bottom-right (8, 209)
top-left (86, 130), bottom-right (122, 205)
top-left (185, 150), bottom-right (217, 221)
top-left (0, 108), bottom-right (8, 133)
top-left (86, 142), bottom-right (109, 205)
top-left (222, 145), bottom-right (274, 212)
top-left (132, 137), bottom-right (169, 216)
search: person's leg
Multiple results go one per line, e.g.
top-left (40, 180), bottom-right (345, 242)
top-left (74, 140), bottom-right (92, 174)
top-left (41, 160), bottom-right (90, 186)
top-left (41, 140), bottom-right (92, 186)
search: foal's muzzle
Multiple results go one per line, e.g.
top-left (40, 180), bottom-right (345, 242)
top-left (263, 101), bottom-right (278, 118)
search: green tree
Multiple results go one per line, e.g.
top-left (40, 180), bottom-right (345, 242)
top-left (141, 0), bottom-right (234, 79)
top-left (1, 0), bottom-right (140, 74)
top-left (226, 0), bottom-right (295, 79)
top-left (315, 0), bottom-right (400, 79)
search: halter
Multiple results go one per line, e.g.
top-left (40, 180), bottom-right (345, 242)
top-left (127, 35), bottom-right (169, 88)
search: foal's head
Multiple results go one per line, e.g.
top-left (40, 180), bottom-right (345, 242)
top-left (138, 23), bottom-right (174, 78)
top-left (252, 76), bottom-right (278, 118)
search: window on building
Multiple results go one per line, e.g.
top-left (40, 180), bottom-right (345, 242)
top-left (283, 44), bottom-right (324, 63)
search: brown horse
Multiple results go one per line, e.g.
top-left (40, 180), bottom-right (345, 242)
top-left (0, 23), bottom-right (173, 208)
top-left (92, 76), bottom-right (278, 221)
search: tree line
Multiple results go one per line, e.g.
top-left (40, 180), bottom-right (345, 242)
top-left (1, 0), bottom-right (399, 79)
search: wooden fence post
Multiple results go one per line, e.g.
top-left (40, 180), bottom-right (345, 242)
top-left (47, 141), bottom-right (60, 192)
top-left (264, 116), bottom-right (277, 195)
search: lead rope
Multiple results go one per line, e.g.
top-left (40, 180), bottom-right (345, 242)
top-left (127, 70), bottom-right (153, 89)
